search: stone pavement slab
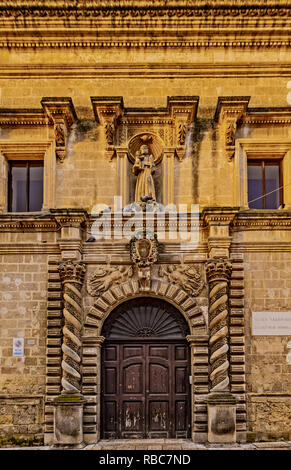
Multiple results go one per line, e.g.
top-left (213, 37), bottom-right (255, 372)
top-left (1, 440), bottom-right (291, 450)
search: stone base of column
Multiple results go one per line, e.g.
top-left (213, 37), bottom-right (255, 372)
top-left (207, 392), bottom-right (237, 443)
top-left (53, 394), bottom-right (85, 448)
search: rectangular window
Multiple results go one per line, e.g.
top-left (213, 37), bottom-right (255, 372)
top-left (247, 159), bottom-right (282, 209)
top-left (8, 161), bottom-right (44, 212)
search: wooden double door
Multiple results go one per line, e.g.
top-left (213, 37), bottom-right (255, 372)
top-left (101, 340), bottom-right (191, 439)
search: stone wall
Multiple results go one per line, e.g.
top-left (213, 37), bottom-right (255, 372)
top-left (244, 249), bottom-right (291, 441)
top-left (0, 253), bottom-right (48, 442)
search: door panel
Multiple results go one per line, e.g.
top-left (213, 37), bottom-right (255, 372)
top-left (101, 341), bottom-right (190, 439)
top-left (175, 401), bottom-right (187, 431)
top-left (123, 346), bottom-right (143, 359)
top-left (104, 368), bottom-right (117, 394)
top-left (103, 401), bottom-right (117, 433)
top-left (149, 363), bottom-right (169, 394)
top-left (123, 401), bottom-right (144, 432)
top-left (149, 401), bottom-right (169, 432)
top-left (175, 367), bottom-right (187, 394)
top-left (123, 363), bottom-right (143, 394)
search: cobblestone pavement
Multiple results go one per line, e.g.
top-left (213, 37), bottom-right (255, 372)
top-left (1, 439), bottom-right (291, 450)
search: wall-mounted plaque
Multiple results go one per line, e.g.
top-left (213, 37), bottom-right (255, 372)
top-left (13, 338), bottom-right (24, 357)
top-left (252, 312), bottom-right (291, 336)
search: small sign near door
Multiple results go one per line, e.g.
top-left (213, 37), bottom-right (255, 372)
top-left (13, 338), bottom-right (24, 357)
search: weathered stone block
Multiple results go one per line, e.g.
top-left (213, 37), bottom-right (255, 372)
top-left (53, 395), bottom-right (85, 447)
top-left (207, 393), bottom-right (237, 443)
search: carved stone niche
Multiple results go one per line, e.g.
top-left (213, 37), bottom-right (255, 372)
top-left (91, 96), bottom-right (199, 206)
top-left (214, 97), bottom-right (250, 162)
top-left (41, 97), bottom-right (78, 163)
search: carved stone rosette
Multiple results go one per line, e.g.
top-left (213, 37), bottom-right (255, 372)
top-left (206, 258), bottom-right (232, 392)
top-left (58, 260), bottom-right (86, 395)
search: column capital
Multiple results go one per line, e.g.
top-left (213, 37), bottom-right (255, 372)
top-left (58, 260), bottom-right (86, 285)
top-left (206, 258), bottom-right (232, 284)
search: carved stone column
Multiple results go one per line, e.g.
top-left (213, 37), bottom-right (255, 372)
top-left (205, 258), bottom-right (237, 443)
top-left (206, 258), bottom-right (232, 392)
top-left (59, 260), bottom-right (86, 395)
top-left (53, 260), bottom-right (86, 447)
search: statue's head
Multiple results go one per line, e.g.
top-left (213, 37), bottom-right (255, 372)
top-left (140, 144), bottom-right (149, 155)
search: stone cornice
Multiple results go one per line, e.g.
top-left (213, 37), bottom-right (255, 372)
top-left (0, 109), bottom-right (47, 127)
top-left (0, 1), bottom-right (290, 18)
top-left (0, 217), bottom-right (59, 232)
top-left (0, 98), bottom-right (77, 129)
top-left (0, 3), bottom-right (291, 49)
top-left (232, 211), bottom-right (291, 230)
top-left (1, 64), bottom-right (291, 79)
top-left (242, 107), bottom-right (291, 125)
top-left (1, 210), bottom-right (291, 233)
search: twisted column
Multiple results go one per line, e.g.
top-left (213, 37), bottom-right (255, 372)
top-left (59, 260), bottom-right (86, 395)
top-left (206, 258), bottom-right (232, 392)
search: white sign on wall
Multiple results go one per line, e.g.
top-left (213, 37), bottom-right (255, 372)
top-left (13, 338), bottom-right (24, 357)
top-left (252, 312), bottom-right (291, 336)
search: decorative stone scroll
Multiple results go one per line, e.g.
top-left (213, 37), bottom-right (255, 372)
top-left (205, 258), bottom-right (232, 392)
top-left (58, 260), bottom-right (86, 394)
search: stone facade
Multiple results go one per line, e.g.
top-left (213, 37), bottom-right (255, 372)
top-left (0, 1), bottom-right (291, 446)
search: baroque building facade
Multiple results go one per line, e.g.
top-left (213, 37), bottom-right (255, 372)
top-left (0, 0), bottom-right (291, 446)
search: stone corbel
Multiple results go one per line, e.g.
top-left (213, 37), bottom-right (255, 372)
top-left (168, 96), bottom-right (199, 161)
top-left (91, 96), bottom-right (124, 160)
top-left (41, 97), bottom-right (77, 163)
top-left (215, 97), bottom-right (250, 162)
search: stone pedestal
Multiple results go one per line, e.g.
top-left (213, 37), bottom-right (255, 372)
top-left (207, 392), bottom-right (237, 443)
top-left (53, 394), bottom-right (85, 447)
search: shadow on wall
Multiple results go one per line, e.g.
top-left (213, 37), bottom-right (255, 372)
top-left (192, 116), bottom-right (215, 202)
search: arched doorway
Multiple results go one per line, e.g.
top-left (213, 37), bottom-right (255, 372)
top-left (101, 297), bottom-right (191, 439)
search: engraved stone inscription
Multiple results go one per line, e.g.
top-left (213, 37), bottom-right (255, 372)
top-left (252, 312), bottom-right (291, 336)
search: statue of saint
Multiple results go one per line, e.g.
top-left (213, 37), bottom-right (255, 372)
top-left (132, 144), bottom-right (156, 202)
